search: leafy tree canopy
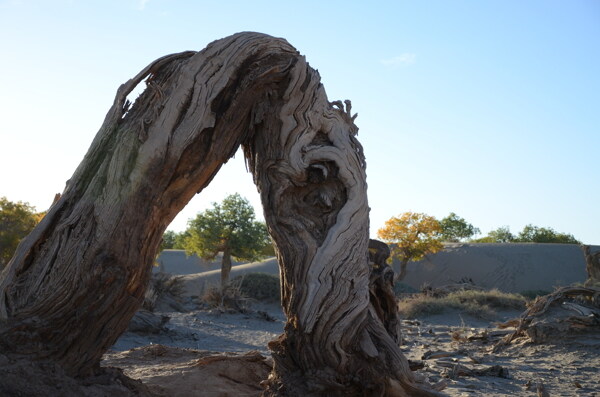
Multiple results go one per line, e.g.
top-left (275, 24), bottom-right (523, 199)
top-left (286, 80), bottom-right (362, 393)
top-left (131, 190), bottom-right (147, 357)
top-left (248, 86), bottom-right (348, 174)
top-left (377, 212), bottom-right (443, 280)
top-left (184, 193), bottom-right (269, 261)
top-left (473, 224), bottom-right (579, 244)
top-left (472, 226), bottom-right (515, 243)
top-left (515, 224), bottom-right (580, 244)
top-left (439, 212), bottom-right (480, 242)
top-left (183, 193), bottom-right (270, 288)
top-left (0, 197), bottom-right (44, 269)
top-left (160, 230), bottom-right (178, 251)
top-left (160, 230), bottom-right (188, 251)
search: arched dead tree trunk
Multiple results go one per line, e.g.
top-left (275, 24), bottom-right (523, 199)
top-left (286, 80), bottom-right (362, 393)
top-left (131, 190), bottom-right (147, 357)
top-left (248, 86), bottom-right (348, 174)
top-left (0, 32), bottom-right (442, 396)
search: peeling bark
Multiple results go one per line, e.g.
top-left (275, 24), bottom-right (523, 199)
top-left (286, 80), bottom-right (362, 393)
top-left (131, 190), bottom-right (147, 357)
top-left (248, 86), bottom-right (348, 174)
top-left (0, 32), bottom-right (442, 395)
top-left (221, 246), bottom-right (233, 290)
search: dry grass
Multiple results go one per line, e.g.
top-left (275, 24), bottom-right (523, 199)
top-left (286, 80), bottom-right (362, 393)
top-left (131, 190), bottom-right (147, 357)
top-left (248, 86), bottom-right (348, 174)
top-left (398, 289), bottom-right (527, 320)
top-left (143, 272), bottom-right (185, 311)
top-left (201, 281), bottom-right (252, 312)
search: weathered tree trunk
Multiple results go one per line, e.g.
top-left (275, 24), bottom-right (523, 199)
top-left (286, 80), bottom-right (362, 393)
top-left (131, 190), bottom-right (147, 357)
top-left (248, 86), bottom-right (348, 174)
top-left (0, 32), bottom-right (442, 395)
top-left (221, 247), bottom-right (233, 290)
top-left (582, 245), bottom-right (600, 284)
top-left (368, 239), bottom-right (401, 345)
top-left (395, 258), bottom-right (410, 281)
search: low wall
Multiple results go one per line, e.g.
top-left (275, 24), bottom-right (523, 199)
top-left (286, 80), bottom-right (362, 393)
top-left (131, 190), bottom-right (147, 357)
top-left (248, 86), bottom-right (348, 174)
top-left (397, 243), bottom-right (595, 293)
top-left (154, 250), bottom-right (241, 275)
top-left (158, 244), bottom-right (598, 294)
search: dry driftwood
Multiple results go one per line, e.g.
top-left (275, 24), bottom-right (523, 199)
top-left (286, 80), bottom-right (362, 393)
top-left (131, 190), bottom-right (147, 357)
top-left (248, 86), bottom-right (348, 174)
top-left (437, 362), bottom-right (510, 380)
top-left (495, 286), bottom-right (600, 350)
top-left (0, 32), bottom-right (442, 396)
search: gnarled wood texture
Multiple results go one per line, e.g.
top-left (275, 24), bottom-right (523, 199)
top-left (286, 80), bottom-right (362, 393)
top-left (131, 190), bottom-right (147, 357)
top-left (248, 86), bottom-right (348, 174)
top-left (0, 32), bottom-right (442, 396)
top-left (582, 245), bottom-right (600, 284)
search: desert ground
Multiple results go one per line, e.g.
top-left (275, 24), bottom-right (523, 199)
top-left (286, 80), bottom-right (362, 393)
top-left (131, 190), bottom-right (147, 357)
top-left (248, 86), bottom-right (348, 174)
top-left (97, 265), bottom-right (600, 397)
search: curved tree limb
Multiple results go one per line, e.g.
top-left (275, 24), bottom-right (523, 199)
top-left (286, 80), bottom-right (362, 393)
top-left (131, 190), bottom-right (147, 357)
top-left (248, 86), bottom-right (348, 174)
top-left (0, 32), bottom-right (442, 396)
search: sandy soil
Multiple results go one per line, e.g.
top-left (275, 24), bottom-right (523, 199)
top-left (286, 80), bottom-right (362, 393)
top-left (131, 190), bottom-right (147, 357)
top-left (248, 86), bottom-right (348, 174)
top-left (112, 302), bottom-right (285, 354)
top-left (100, 303), bottom-right (599, 396)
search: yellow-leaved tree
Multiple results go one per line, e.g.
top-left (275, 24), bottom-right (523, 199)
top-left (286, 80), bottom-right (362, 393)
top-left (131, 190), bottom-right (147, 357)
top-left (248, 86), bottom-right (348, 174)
top-left (377, 212), bottom-right (443, 281)
top-left (0, 197), bottom-right (45, 270)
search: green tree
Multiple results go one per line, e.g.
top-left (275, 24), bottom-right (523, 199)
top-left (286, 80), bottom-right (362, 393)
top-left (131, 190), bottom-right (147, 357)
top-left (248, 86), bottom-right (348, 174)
top-left (160, 230), bottom-right (178, 251)
top-left (173, 230), bottom-right (190, 249)
top-left (377, 212), bottom-right (443, 281)
top-left (159, 230), bottom-right (190, 251)
top-left (439, 212), bottom-right (480, 242)
top-left (183, 193), bottom-right (270, 289)
top-left (0, 197), bottom-right (44, 269)
top-left (515, 224), bottom-right (580, 244)
top-left (473, 226), bottom-right (515, 243)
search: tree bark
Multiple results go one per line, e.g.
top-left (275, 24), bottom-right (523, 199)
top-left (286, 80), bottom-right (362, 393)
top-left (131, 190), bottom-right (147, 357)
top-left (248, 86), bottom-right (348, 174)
top-left (221, 246), bottom-right (233, 291)
top-left (0, 32), bottom-right (442, 395)
top-left (395, 258), bottom-right (410, 281)
top-left (368, 239), bottom-right (401, 345)
top-left (582, 245), bottom-right (600, 284)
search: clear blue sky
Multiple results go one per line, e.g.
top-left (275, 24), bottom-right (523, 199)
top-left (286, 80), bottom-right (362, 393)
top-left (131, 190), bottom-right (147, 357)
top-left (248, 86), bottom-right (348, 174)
top-left (1, 0), bottom-right (598, 244)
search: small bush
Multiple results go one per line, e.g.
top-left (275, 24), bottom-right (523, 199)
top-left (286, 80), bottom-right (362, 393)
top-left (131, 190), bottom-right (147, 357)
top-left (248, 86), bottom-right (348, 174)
top-left (450, 289), bottom-right (527, 310)
top-left (202, 283), bottom-right (251, 312)
top-left (398, 295), bottom-right (453, 318)
top-left (233, 273), bottom-right (280, 302)
top-left (143, 272), bottom-right (185, 311)
top-left (398, 289), bottom-right (526, 320)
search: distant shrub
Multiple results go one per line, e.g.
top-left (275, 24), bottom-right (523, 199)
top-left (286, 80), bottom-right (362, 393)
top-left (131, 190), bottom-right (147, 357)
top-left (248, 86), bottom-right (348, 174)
top-left (449, 289), bottom-right (526, 310)
top-left (233, 273), bottom-right (280, 302)
top-left (202, 283), bottom-right (251, 312)
top-left (398, 289), bottom-right (526, 320)
top-left (520, 289), bottom-right (551, 300)
top-left (143, 272), bottom-right (185, 311)
top-left (584, 279), bottom-right (600, 288)
top-left (398, 295), bottom-right (450, 318)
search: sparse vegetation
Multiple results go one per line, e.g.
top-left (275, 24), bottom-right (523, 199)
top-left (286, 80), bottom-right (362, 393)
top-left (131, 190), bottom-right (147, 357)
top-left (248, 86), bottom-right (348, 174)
top-left (519, 289), bottom-right (551, 300)
top-left (199, 273), bottom-right (280, 311)
top-left (183, 193), bottom-right (271, 290)
top-left (377, 212), bottom-right (443, 280)
top-left (143, 273), bottom-right (185, 312)
top-left (398, 289), bottom-right (527, 320)
top-left (473, 224), bottom-right (580, 244)
top-left (0, 197), bottom-right (45, 269)
top-left (439, 212), bottom-right (480, 242)
top-left (233, 273), bottom-right (280, 302)
top-left (201, 282), bottom-right (251, 312)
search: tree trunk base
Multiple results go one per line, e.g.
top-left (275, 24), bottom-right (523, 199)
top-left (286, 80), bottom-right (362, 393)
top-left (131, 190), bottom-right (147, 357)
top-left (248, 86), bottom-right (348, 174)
top-left (0, 354), bottom-right (153, 397)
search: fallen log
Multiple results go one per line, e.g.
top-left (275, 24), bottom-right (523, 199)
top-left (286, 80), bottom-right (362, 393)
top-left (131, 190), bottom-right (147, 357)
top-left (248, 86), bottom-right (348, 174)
top-left (494, 286), bottom-right (600, 350)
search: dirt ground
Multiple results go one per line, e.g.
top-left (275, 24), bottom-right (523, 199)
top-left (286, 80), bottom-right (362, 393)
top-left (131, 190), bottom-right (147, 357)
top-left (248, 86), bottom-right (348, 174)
top-left (103, 347), bottom-right (271, 397)
top-left (99, 305), bottom-right (599, 396)
top-left (400, 312), bottom-right (600, 396)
